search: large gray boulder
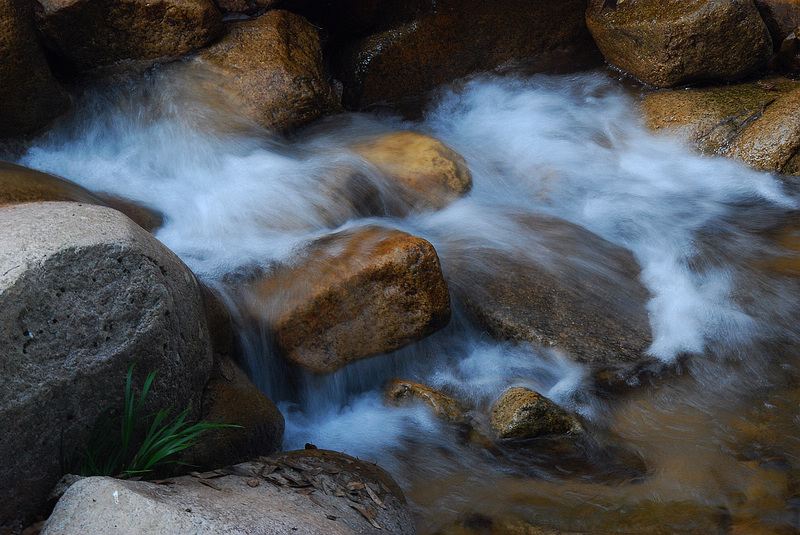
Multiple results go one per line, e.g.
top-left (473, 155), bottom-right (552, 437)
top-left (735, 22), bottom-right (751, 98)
top-left (0, 202), bottom-right (212, 532)
top-left (0, 0), bottom-right (70, 137)
top-left (42, 449), bottom-right (417, 535)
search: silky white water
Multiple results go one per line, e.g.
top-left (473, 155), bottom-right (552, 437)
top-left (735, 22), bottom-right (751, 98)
top-left (8, 64), bottom-right (800, 532)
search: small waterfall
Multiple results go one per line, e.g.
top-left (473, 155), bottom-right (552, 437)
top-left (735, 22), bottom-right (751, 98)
top-left (9, 63), bottom-right (800, 533)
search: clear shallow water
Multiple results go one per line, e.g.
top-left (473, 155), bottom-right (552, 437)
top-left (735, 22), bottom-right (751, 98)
top-left (9, 64), bottom-right (800, 532)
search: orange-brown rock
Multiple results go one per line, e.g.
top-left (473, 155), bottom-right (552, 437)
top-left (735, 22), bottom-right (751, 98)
top-left (642, 77), bottom-right (800, 176)
top-left (185, 355), bottom-right (284, 470)
top-left (490, 387), bottom-right (581, 440)
top-left (245, 226), bottom-right (450, 373)
top-left (586, 0), bottom-right (773, 87)
top-left (755, 0), bottom-right (800, 45)
top-left (195, 10), bottom-right (341, 133)
top-left (352, 132), bottom-right (472, 214)
top-left (0, 0), bottom-right (70, 137)
top-left (36, 0), bottom-right (222, 71)
top-left (385, 378), bottom-right (465, 424)
top-left (334, 0), bottom-right (594, 110)
top-left (0, 161), bottom-right (164, 232)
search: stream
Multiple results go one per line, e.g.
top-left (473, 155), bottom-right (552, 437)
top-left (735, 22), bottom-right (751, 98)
top-left (8, 63), bottom-right (800, 533)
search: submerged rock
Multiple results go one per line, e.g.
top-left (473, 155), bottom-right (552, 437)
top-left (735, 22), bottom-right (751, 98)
top-left (0, 202), bottom-right (212, 531)
top-left (351, 132), bottom-right (472, 215)
top-left (385, 378), bottom-right (466, 424)
top-left (194, 10), bottom-right (341, 133)
top-left (0, 161), bottom-right (163, 232)
top-left (490, 387), bottom-right (581, 440)
top-left (642, 77), bottom-right (800, 176)
top-left (36, 0), bottom-right (222, 71)
top-left (42, 450), bottom-right (416, 535)
top-left (334, 0), bottom-right (594, 110)
top-left (244, 226), bottom-right (450, 373)
top-left (453, 214), bottom-right (652, 368)
top-left (586, 0), bottom-right (773, 87)
top-left (0, 0), bottom-right (70, 138)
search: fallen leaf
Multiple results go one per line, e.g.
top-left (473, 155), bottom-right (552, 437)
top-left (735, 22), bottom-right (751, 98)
top-left (198, 479), bottom-right (222, 491)
top-left (296, 489), bottom-right (315, 495)
top-left (247, 478), bottom-right (259, 488)
top-left (364, 483), bottom-right (387, 509)
top-left (309, 495), bottom-right (324, 507)
top-left (349, 504), bottom-right (383, 529)
top-left (346, 481), bottom-right (365, 492)
top-left (326, 515), bottom-right (337, 521)
top-left (152, 479), bottom-right (175, 485)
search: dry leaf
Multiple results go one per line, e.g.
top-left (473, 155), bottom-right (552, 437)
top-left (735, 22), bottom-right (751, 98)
top-left (309, 495), bottom-right (324, 507)
top-left (152, 479), bottom-right (175, 485)
top-left (346, 481), bottom-right (365, 492)
top-left (296, 489), bottom-right (315, 495)
top-left (247, 478), bottom-right (259, 488)
top-left (326, 515), bottom-right (337, 521)
top-left (365, 483), bottom-right (387, 509)
top-left (198, 479), bottom-right (222, 491)
top-left (349, 504), bottom-right (383, 530)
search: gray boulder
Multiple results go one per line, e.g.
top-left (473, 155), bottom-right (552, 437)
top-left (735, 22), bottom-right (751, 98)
top-left (0, 202), bottom-right (212, 531)
top-left (42, 449), bottom-right (417, 535)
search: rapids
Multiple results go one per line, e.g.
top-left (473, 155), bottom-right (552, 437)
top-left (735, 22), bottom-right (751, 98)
top-left (7, 63), bottom-right (800, 533)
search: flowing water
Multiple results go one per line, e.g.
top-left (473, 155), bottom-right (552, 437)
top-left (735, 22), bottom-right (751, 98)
top-left (7, 62), bottom-right (800, 533)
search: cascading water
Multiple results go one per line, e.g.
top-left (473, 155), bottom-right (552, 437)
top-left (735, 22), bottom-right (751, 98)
top-left (9, 63), bottom-right (800, 533)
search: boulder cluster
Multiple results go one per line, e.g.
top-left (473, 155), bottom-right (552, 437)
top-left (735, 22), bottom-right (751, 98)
top-left (3, 0), bottom-right (800, 533)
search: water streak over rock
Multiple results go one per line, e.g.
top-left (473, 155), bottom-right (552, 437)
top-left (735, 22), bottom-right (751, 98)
top-left (194, 10), bottom-right (341, 132)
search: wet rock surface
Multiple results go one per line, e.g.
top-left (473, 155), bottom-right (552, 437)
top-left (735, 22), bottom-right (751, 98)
top-left (452, 214), bottom-right (652, 368)
top-left (244, 226), bottom-right (450, 373)
top-left (42, 450), bottom-right (416, 535)
top-left (194, 10), bottom-right (341, 132)
top-left (642, 77), bottom-right (800, 176)
top-left (351, 132), bottom-right (472, 214)
top-left (186, 354), bottom-right (285, 471)
top-left (0, 161), bottom-right (164, 232)
top-left (490, 387), bottom-right (581, 440)
top-left (334, 0), bottom-right (593, 110)
top-left (385, 378), bottom-right (466, 424)
top-left (0, 202), bottom-right (212, 531)
top-left (0, 0), bottom-right (70, 138)
top-left (586, 0), bottom-right (773, 87)
top-left (36, 0), bottom-right (222, 71)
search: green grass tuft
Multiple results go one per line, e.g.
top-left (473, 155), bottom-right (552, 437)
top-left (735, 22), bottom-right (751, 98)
top-left (74, 365), bottom-right (236, 478)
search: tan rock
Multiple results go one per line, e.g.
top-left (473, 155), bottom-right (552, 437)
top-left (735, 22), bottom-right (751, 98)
top-left (334, 0), bottom-right (594, 110)
top-left (244, 226), bottom-right (450, 373)
top-left (195, 10), bottom-right (341, 132)
top-left (642, 78), bottom-right (800, 176)
top-left (352, 132), bottom-right (472, 214)
top-left (42, 450), bottom-right (416, 535)
top-left (586, 0), bottom-right (772, 87)
top-left (490, 387), bottom-right (581, 440)
top-left (0, 161), bottom-right (163, 232)
top-left (385, 378), bottom-right (465, 424)
top-left (453, 214), bottom-right (652, 367)
top-left (0, 0), bottom-right (70, 137)
top-left (36, 0), bottom-right (222, 71)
